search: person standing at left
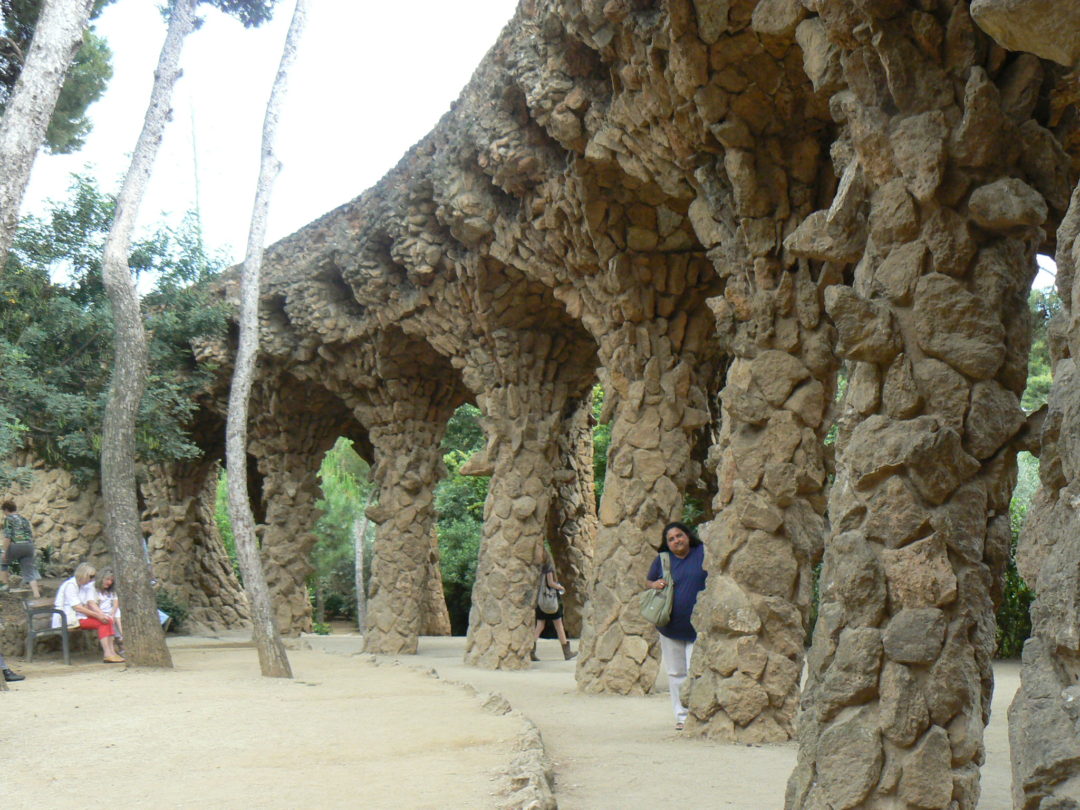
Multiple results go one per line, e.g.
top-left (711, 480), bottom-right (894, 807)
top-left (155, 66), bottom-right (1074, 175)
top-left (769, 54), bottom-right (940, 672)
top-left (1, 499), bottom-right (41, 598)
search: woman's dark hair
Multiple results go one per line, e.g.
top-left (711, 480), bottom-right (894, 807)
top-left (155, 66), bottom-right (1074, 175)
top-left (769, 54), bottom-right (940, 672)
top-left (1, 500), bottom-right (16, 513)
top-left (98, 568), bottom-right (116, 595)
top-left (657, 521), bottom-right (702, 552)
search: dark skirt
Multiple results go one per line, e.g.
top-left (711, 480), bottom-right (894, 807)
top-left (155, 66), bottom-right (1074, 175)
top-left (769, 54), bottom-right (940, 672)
top-left (536, 601), bottom-right (563, 621)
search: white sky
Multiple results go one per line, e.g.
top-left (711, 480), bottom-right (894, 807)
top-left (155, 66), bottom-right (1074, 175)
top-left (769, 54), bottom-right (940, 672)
top-left (23, 0), bottom-right (520, 264)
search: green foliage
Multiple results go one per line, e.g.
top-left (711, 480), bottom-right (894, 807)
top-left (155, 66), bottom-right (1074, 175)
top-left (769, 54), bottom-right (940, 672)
top-left (163, 0), bottom-right (277, 28)
top-left (0, 1), bottom-right (116, 154)
top-left (996, 451), bottom-right (1039, 658)
top-left (434, 404), bottom-right (489, 634)
top-left (214, 470), bottom-right (239, 579)
top-left (591, 384), bottom-right (610, 500)
top-left (441, 402), bottom-right (484, 454)
top-left (682, 498), bottom-right (704, 526)
top-left (202, 0), bottom-right (278, 27)
top-left (156, 588), bottom-right (189, 630)
top-left (43, 31), bottom-right (112, 153)
top-left (1022, 288), bottom-right (1061, 412)
top-left (0, 175), bottom-right (229, 479)
top-left (311, 621), bottom-right (330, 635)
top-left (992, 285), bottom-right (1059, 655)
top-left (310, 438), bottom-right (373, 622)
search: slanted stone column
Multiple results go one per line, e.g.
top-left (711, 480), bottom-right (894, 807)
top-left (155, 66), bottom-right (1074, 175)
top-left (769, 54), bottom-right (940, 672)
top-left (421, 525), bottom-right (452, 636)
top-left (252, 443), bottom-right (328, 634)
top-left (360, 384), bottom-right (452, 654)
top-left (248, 380), bottom-right (354, 635)
top-left (464, 377), bottom-right (568, 669)
top-left (788, 4), bottom-right (1054, 807)
top-left (1009, 185), bottom-right (1080, 808)
top-left (684, 263), bottom-right (836, 741)
top-left (964, 7), bottom-right (1080, 806)
top-left (576, 278), bottom-right (714, 693)
top-left (141, 460), bottom-right (250, 632)
top-left (676, 40), bottom-right (836, 740)
top-left (550, 393), bottom-right (597, 637)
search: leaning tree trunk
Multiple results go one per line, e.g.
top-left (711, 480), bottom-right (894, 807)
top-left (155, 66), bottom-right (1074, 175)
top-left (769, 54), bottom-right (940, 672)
top-left (100, 0), bottom-right (203, 669)
top-left (225, 0), bottom-right (308, 679)
top-left (0, 0), bottom-right (93, 270)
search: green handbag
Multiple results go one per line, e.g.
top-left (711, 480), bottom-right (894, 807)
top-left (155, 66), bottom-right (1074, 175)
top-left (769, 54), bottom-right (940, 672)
top-left (639, 552), bottom-right (674, 627)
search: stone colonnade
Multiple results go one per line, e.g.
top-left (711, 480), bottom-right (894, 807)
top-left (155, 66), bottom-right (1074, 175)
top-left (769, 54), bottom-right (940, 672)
top-left (576, 294), bottom-right (717, 693)
top-left (1010, 182), bottom-right (1080, 810)
top-left (454, 301), bottom-right (597, 668)
top-left (128, 0), bottom-right (1078, 805)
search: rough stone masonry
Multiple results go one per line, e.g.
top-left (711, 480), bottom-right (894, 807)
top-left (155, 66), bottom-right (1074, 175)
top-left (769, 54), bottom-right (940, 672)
top-left (4, 1), bottom-right (1077, 807)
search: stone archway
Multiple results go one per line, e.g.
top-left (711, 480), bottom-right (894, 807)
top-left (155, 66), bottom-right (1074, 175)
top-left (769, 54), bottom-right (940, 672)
top-left (185, 1), bottom-right (1079, 805)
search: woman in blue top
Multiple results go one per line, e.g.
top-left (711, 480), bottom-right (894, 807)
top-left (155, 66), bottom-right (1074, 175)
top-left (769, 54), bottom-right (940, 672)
top-left (646, 521), bottom-right (707, 730)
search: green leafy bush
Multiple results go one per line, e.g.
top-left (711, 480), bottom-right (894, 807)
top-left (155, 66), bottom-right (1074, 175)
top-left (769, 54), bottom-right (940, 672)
top-left (156, 589), bottom-right (189, 631)
top-left (0, 175), bottom-right (229, 480)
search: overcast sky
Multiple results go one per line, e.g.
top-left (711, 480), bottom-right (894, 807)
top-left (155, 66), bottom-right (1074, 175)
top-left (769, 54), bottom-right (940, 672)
top-left (23, 0), bottom-right (520, 264)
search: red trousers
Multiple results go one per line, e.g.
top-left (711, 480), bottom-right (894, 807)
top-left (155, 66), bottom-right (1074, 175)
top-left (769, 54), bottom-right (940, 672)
top-left (78, 617), bottom-right (114, 639)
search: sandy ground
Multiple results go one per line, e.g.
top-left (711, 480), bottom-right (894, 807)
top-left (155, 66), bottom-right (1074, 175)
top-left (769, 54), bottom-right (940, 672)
top-left (2, 637), bottom-right (524, 809)
top-left (384, 638), bottom-right (1018, 810)
top-left (3, 633), bottom-right (1018, 809)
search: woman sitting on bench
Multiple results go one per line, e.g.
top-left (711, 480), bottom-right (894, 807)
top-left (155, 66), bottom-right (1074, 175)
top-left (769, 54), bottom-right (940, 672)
top-left (52, 562), bottom-right (124, 664)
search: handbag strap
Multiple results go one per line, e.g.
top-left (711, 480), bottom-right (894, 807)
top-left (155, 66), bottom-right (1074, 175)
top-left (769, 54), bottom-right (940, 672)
top-left (660, 551), bottom-right (674, 584)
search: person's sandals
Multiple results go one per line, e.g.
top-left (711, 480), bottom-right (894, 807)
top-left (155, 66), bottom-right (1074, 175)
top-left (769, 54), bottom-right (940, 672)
top-left (103, 655), bottom-right (125, 664)
top-left (675, 722), bottom-right (685, 731)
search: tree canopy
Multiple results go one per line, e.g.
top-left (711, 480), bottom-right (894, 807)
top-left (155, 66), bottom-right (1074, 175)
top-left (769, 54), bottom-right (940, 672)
top-left (0, 174), bottom-right (228, 482)
top-left (1022, 286), bottom-right (1061, 412)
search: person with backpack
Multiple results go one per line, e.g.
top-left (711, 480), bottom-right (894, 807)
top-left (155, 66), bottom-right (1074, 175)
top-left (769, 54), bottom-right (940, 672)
top-left (532, 551), bottom-right (575, 661)
top-left (1, 499), bottom-right (41, 598)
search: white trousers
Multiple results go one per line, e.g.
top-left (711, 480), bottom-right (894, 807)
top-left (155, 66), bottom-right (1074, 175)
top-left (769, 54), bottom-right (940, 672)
top-left (659, 634), bottom-right (694, 725)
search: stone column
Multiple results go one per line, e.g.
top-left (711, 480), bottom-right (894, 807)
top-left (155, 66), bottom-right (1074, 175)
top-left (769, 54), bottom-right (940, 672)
top-left (141, 460), bottom-right (251, 632)
top-left (254, 443), bottom-right (327, 634)
top-left (683, 266), bottom-right (836, 742)
top-left (677, 70), bottom-right (836, 742)
top-left (421, 525), bottom-right (453, 636)
top-left (248, 380), bottom-right (355, 635)
top-left (362, 409), bottom-right (448, 655)
top-left (1008, 184), bottom-right (1080, 809)
top-left (963, 6), bottom-right (1080, 806)
top-left (463, 378), bottom-right (567, 669)
top-left (550, 393), bottom-right (597, 638)
top-left (575, 285), bottom-right (714, 693)
top-left (788, 4), bottom-right (1054, 807)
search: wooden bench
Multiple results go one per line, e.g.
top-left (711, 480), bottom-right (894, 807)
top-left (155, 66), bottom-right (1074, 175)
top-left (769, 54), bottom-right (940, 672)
top-left (23, 597), bottom-right (84, 665)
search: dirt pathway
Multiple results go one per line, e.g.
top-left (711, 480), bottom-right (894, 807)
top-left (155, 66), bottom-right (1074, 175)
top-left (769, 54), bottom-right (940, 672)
top-left (3, 637), bottom-right (524, 809)
top-left (382, 636), bottom-right (1019, 809)
top-left (4, 632), bottom-right (1019, 808)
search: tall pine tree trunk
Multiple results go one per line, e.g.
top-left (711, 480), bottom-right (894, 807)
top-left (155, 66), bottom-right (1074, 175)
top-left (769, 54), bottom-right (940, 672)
top-left (225, 0), bottom-right (308, 678)
top-left (99, 0), bottom-right (203, 669)
top-left (354, 489), bottom-right (373, 633)
top-left (0, 0), bottom-right (93, 281)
